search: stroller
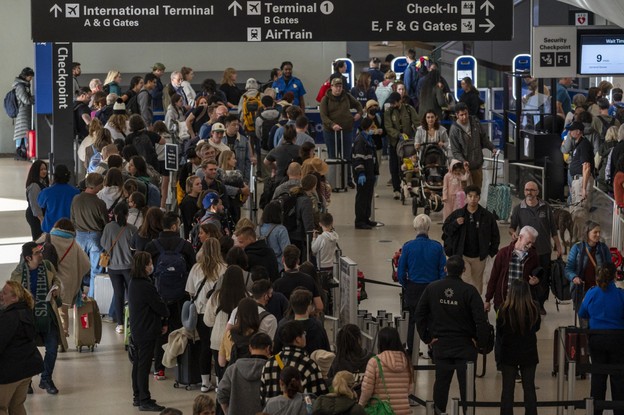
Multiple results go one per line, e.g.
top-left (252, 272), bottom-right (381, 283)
top-left (411, 143), bottom-right (448, 216)
top-left (396, 134), bottom-right (421, 206)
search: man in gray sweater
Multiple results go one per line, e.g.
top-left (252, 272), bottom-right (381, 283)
top-left (217, 332), bottom-right (273, 414)
top-left (449, 102), bottom-right (497, 189)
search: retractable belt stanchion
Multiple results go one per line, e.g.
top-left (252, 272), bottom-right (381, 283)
top-left (557, 327), bottom-right (567, 415)
top-left (567, 361), bottom-right (576, 415)
top-left (466, 361), bottom-right (475, 415)
top-left (451, 397), bottom-right (460, 415)
top-left (585, 398), bottom-right (594, 415)
top-left (425, 401), bottom-right (435, 415)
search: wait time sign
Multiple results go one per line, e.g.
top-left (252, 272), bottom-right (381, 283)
top-left (32, 0), bottom-right (513, 42)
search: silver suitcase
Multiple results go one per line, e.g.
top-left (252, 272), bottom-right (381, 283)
top-left (94, 274), bottom-right (114, 316)
top-left (326, 131), bottom-right (349, 192)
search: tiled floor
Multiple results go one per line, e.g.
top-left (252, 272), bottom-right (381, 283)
top-left (0, 157), bottom-right (608, 414)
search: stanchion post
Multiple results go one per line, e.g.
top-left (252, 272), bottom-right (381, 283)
top-left (451, 397), bottom-right (460, 415)
top-left (557, 327), bottom-right (567, 415)
top-left (425, 400), bottom-right (435, 415)
top-left (585, 397), bottom-right (594, 415)
top-left (466, 361), bottom-right (475, 415)
top-left (567, 361), bottom-right (576, 415)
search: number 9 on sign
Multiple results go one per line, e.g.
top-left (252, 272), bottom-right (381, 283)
top-left (596, 54), bottom-right (602, 63)
top-left (320, 1), bottom-right (334, 15)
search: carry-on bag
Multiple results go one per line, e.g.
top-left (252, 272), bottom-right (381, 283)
top-left (485, 153), bottom-right (511, 221)
top-left (174, 340), bottom-right (202, 390)
top-left (94, 274), bottom-right (114, 316)
top-left (74, 298), bottom-right (102, 352)
top-left (552, 326), bottom-right (589, 378)
top-left (325, 131), bottom-right (349, 192)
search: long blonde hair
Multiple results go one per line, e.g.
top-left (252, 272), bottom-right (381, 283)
top-left (104, 70), bottom-right (121, 85)
top-left (218, 149), bottom-right (235, 171)
top-left (5, 280), bottom-right (34, 309)
top-left (331, 371), bottom-right (357, 399)
top-left (107, 113), bottom-right (128, 134)
top-left (221, 68), bottom-right (236, 86)
top-left (198, 238), bottom-right (225, 283)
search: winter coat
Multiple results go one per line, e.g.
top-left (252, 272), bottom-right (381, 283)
top-left (311, 230), bottom-right (339, 269)
top-left (313, 395), bottom-right (366, 415)
top-left (217, 356), bottom-right (268, 414)
top-left (0, 301), bottom-right (44, 384)
top-left (12, 77), bottom-right (34, 141)
top-left (47, 230), bottom-right (91, 306)
top-left (358, 351), bottom-right (412, 415)
top-left (442, 205), bottom-right (500, 260)
top-left (352, 132), bottom-right (379, 179)
top-left (319, 91), bottom-right (363, 132)
top-left (449, 116), bottom-right (495, 170)
top-left (384, 104), bottom-right (419, 147)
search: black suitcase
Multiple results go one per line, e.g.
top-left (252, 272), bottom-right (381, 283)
top-left (552, 327), bottom-right (589, 379)
top-left (174, 340), bottom-right (202, 390)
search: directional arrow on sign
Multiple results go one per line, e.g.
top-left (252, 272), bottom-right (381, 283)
top-left (228, 1), bottom-right (242, 16)
top-left (479, 18), bottom-right (495, 33)
top-left (49, 3), bottom-right (62, 17)
top-left (480, 0), bottom-right (494, 17)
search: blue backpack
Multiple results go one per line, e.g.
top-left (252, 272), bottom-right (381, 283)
top-left (4, 89), bottom-right (19, 118)
top-left (153, 239), bottom-right (188, 302)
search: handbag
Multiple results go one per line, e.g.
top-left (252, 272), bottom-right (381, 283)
top-left (364, 356), bottom-right (395, 415)
top-left (98, 226), bottom-right (126, 268)
top-left (181, 277), bottom-right (208, 331)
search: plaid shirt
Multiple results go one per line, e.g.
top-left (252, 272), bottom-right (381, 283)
top-left (260, 345), bottom-right (328, 402)
top-left (508, 250), bottom-right (529, 289)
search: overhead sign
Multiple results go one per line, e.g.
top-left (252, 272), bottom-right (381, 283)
top-left (531, 26), bottom-right (577, 78)
top-left (52, 42), bottom-right (76, 176)
top-left (32, 0), bottom-right (513, 42)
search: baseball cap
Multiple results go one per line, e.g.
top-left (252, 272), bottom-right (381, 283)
top-left (212, 122), bottom-right (226, 133)
top-left (202, 192), bottom-right (220, 209)
top-left (330, 77), bottom-right (343, 86)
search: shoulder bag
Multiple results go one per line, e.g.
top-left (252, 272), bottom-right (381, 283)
top-left (364, 356), bottom-right (395, 415)
top-left (98, 226), bottom-right (126, 268)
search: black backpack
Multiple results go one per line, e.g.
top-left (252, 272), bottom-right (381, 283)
top-left (127, 90), bottom-right (147, 115)
top-left (597, 115), bottom-right (616, 138)
top-left (277, 192), bottom-right (304, 233)
top-left (550, 257), bottom-right (571, 302)
top-left (228, 311), bottom-right (271, 365)
top-left (258, 109), bottom-right (281, 151)
top-left (4, 88), bottom-right (18, 118)
top-left (133, 132), bottom-right (159, 169)
top-left (153, 239), bottom-right (189, 302)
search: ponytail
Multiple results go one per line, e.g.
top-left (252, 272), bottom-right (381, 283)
top-left (596, 263), bottom-right (617, 291)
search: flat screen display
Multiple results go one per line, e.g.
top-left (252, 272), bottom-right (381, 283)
top-left (578, 29), bottom-right (624, 75)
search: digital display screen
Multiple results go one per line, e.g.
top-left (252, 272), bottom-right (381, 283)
top-left (578, 30), bottom-right (624, 75)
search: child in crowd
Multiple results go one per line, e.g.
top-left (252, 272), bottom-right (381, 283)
top-left (442, 160), bottom-right (471, 221)
top-left (311, 213), bottom-right (339, 271)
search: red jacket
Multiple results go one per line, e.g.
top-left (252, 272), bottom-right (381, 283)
top-left (485, 241), bottom-right (540, 308)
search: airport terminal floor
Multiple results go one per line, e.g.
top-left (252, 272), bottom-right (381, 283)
top-left (0, 156), bottom-right (611, 414)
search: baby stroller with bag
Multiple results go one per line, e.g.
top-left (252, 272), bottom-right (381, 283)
top-left (395, 134), bottom-right (421, 206)
top-left (411, 143), bottom-right (447, 216)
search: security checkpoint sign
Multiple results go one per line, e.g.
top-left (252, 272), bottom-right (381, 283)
top-left (32, 0), bottom-right (513, 42)
top-left (531, 26), bottom-right (578, 78)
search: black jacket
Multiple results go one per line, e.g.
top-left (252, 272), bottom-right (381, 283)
top-left (128, 277), bottom-right (170, 342)
top-left (352, 132), bottom-right (379, 179)
top-left (442, 205), bottom-right (500, 260)
top-left (415, 275), bottom-right (490, 360)
top-left (245, 239), bottom-right (279, 281)
top-left (496, 309), bottom-right (540, 366)
top-left (0, 301), bottom-right (44, 384)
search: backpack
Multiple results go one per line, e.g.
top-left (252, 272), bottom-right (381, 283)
top-left (87, 145), bottom-right (102, 173)
top-left (597, 115), bottom-right (616, 138)
top-left (258, 109), bottom-right (281, 151)
top-left (276, 192), bottom-right (304, 233)
top-left (126, 90), bottom-right (146, 115)
top-left (259, 175), bottom-right (284, 210)
top-left (228, 311), bottom-right (271, 365)
top-left (614, 103), bottom-right (624, 124)
top-left (4, 88), bottom-right (18, 118)
top-left (550, 257), bottom-right (571, 302)
top-left (153, 239), bottom-right (189, 302)
top-left (241, 93), bottom-right (262, 135)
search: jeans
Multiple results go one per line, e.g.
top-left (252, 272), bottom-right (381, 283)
top-left (324, 130), bottom-right (353, 182)
top-left (433, 355), bottom-right (476, 415)
top-left (388, 142), bottom-right (401, 192)
top-left (75, 231), bottom-right (103, 297)
top-left (500, 364), bottom-right (537, 415)
top-left (588, 333), bottom-right (624, 415)
top-left (109, 269), bottom-right (131, 325)
top-left (39, 326), bottom-right (59, 382)
top-left (132, 338), bottom-right (157, 404)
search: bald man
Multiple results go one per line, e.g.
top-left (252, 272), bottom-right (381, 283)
top-left (273, 162), bottom-right (302, 199)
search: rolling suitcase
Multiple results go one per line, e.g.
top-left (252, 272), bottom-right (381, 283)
top-left (94, 274), bottom-right (114, 316)
top-left (326, 131), bottom-right (349, 192)
top-left (174, 340), bottom-right (202, 390)
top-left (74, 298), bottom-right (102, 352)
top-left (485, 153), bottom-right (511, 221)
top-left (552, 327), bottom-right (589, 378)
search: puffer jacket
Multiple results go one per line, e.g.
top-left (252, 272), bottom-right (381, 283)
top-left (358, 351), bottom-right (412, 415)
top-left (12, 77), bottom-right (34, 141)
top-left (312, 394), bottom-right (366, 415)
top-left (319, 91), bottom-right (363, 132)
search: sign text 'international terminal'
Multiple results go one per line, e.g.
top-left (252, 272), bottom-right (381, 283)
top-left (32, 0), bottom-right (513, 42)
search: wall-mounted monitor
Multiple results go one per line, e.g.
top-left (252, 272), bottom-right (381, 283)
top-left (578, 29), bottom-right (624, 75)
